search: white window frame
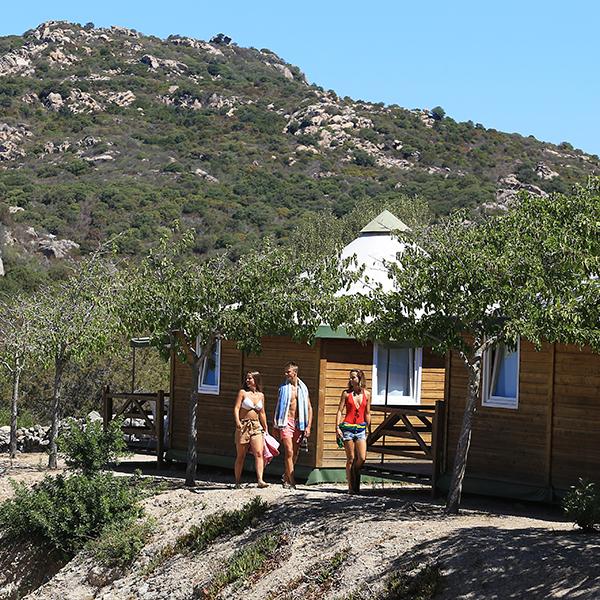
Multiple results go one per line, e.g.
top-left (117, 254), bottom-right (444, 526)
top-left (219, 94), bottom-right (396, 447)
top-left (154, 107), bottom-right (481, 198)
top-left (481, 339), bottom-right (520, 409)
top-left (196, 338), bottom-right (221, 395)
top-left (371, 344), bottom-right (422, 405)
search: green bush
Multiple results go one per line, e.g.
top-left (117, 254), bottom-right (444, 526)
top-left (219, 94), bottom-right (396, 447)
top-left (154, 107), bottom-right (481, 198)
top-left (0, 472), bottom-right (142, 557)
top-left (353, 149), bottom-right (376, 167)
top-left (58, 417), bottom-right (127, 476)
top-left (563, 478), bottom-right (600, 531)
top-left (91, 517), bottom-right (155, 568)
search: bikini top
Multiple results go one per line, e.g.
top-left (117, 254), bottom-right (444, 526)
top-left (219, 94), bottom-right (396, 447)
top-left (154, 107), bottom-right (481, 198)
top-left (241, 395), bottom-right (263, 412)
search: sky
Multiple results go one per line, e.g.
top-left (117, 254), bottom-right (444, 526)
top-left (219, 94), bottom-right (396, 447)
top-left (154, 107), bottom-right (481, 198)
top-left (2, 0), bottom-right (599, 156)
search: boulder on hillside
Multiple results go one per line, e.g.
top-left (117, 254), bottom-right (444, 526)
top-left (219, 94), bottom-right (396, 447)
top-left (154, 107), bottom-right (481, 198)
top-left (43, 92), bottom-right (64, 111)
top-left (37, 237), bottom-right (80, 259)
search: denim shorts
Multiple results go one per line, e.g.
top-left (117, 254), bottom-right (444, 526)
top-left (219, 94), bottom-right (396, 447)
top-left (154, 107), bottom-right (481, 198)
top-left (340, 422), bottom-right (367, 441)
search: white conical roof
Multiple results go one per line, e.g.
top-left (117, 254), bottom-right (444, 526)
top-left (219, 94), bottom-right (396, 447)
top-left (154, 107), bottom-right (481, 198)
top-left (339, 210), bottom-right (410, 296)
top-left (360, 209), bottom-right (410, 234)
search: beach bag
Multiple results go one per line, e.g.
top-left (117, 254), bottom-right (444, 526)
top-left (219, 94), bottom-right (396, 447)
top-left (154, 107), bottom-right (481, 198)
top-left (263, 432), bottom-right (280, 465)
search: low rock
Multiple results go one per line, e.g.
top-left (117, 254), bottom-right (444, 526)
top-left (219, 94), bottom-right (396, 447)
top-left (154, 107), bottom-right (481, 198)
top-left (99, 90), bottom-right (136, 107)
top-left (167, 36), bottom-right (224, 56)
top-left (47, 48), bottom-right (78, 67)
top-left (43, 92), bottom-right (64, 111)
top-left (270, 63), bottom-right (294, 80)
top-left (194, 168), bottom-right (219, 183)
top-left (0, 123), bottom-right (32, 161)
top-left (83, 153), bottom-right (115, 162)
top-left (67, 89), bottom-right (104, 114)
top-left (535, 162), bottom-right (559, 180)
top-left (110, 25), bottom-right (139, 38)
top-left (141, 54), bottom-right (187, 73)
top-left (487, 174), bottom-right (549, 211)
top-left (37, 238), bottom-right (80, 259)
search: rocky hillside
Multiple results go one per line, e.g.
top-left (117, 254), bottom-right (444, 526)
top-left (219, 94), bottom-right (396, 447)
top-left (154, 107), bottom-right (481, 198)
top-left (0, 21), bottom-right (598, 292)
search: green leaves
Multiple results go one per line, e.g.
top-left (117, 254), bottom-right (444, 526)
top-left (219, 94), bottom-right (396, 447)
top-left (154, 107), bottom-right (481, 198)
top-left (58, 417), bottom-right (128, 476)
top-left (121, 227), bottom-right (346, 363)
top-left (360, 180), bottom-right (600, 355)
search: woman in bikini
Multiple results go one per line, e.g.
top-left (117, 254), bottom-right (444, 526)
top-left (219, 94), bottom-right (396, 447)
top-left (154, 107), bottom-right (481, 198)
top-left (234, 370), bottom-right (269, 488)
top-left (336, 369), bottom-right (371, 493)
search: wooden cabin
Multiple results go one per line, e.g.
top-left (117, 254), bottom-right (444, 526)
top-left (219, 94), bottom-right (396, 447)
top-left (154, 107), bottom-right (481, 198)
top-left (443, 340), bottom-right (600, 500)
top-left (166, 211), bottom-right (447, 483)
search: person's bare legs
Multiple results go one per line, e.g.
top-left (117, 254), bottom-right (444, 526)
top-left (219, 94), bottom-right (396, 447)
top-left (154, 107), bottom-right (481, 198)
top-left (234, 441), bottom-right (249, 485)
top-left (343, 439), bottom-right (356, 492)
top-left (249, 433), bottom-right (268, 487)
top-left (353, 438), bottom-right (367, 492)
top-left (282, 437), bottom-right (295, 487)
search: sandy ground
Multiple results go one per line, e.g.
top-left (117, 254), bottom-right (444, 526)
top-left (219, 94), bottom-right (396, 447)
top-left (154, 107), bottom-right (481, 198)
top-left (1, 453), bottom-right (599, 600)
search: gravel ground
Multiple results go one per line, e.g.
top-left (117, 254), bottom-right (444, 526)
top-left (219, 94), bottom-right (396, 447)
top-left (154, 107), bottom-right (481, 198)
top-left (1, 454), bottom-right (599, 600)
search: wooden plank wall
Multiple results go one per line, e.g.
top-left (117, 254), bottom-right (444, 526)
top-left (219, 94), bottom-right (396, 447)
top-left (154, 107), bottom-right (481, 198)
top-left (446, 341), bottom-right (600, 491)
top-left (446, 341), bottom-right (553, 486)
top-left (170, 337), bottom-right (321, 468)
top-left (171, 340), bottom-right (243, 457)
top-left (551, 344), bottom-right (600, 488)
top-left (319, 340), bottom-right (446, 469)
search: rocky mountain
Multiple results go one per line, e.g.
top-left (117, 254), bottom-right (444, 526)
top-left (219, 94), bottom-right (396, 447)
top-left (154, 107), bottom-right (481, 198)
top-left (0, 20), bottom-right (598, 292)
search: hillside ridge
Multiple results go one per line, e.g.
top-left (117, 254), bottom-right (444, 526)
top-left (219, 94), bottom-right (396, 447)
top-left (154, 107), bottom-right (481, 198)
top-left (0, 20), bottom-right (598, 291)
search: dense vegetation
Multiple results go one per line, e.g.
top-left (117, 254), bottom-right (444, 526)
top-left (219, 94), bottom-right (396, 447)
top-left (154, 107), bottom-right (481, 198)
top-left (0, 418), bottom-right (144, 558)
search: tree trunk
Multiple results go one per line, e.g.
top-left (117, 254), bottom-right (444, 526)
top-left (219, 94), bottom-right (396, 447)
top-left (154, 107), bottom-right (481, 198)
top-left (48, 357), bottom-right (65, 469)
top-left (185, 358), bottom-right (202, 487)
top-left (9, 364), bottom-right (21, 459)
top-left (445, 349), bottom-right (482, 515)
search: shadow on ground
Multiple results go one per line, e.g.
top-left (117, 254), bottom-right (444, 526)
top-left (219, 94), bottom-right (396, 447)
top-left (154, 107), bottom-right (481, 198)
top-left (0, 537), bottom-right (65, 600)
top-left (371, 525), bottom-right (600, 600)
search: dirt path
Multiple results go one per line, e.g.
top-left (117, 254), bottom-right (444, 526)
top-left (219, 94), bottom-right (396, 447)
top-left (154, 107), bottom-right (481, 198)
top-left (1, 454), bottom-right (599, 599)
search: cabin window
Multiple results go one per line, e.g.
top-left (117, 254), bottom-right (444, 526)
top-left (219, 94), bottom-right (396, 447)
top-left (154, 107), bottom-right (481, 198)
top-left (197, 339), bottom-right (221, 395)
top-left (372, 344), bottom-right (422, 405)
top-left (482, 340), bottom-right (519, 409)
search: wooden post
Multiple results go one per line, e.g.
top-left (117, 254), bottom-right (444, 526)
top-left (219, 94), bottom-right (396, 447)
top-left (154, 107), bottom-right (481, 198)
top-left (103, 385), bottom-right (112, 430)
top-left (431, 400), bottom-right (446, 498)
top-left (157, 389), bottom-right (165, 469)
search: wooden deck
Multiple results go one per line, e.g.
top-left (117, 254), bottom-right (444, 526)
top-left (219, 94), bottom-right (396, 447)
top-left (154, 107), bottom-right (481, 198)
top-left (360, 402), bottom-right (446, 493)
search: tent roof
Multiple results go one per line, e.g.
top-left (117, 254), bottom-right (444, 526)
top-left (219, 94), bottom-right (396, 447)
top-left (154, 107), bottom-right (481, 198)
top-left (339, 210), bottom-right (409, 296)
top-left (360, 209), bottom-right (410, 234)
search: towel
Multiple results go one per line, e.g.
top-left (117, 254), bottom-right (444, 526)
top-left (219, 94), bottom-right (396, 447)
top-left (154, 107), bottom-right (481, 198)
top-left (274, 378), bottom-right (309, 431)
top-left (263, 432), bottom-right (280, 466)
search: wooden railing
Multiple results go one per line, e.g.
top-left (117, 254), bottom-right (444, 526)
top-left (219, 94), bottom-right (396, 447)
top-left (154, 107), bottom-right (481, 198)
top-left (102, 386), bottom-right (169, 468)
top-left (361, 401), bottom-right (446, 494)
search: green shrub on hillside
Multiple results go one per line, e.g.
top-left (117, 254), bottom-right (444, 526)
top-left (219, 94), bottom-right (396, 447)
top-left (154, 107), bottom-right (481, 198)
top-left (0, 473), bottom-right (142, 557)
top-left (563, 479), bottom-right (600, 531)
top-left (58, 417), bottom-right (127, 476)
top-left (91, 517), bottom-right (155, 568)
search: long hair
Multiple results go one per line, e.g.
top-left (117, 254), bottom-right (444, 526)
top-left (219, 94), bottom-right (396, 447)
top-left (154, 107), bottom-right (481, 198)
top-left (347, 369), bottom-right (366, 391)
top-left (243, 370), bottom-right (263, 393)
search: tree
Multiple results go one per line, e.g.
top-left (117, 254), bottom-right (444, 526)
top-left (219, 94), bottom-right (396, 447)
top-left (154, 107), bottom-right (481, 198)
top-left (121, 231), bottom-right (346, 487)
top-left (359, 181), bottom-right (599, 513)
top-left (0, 295), bottom-right (40, 458)
top-left (430, 106), bottom-right (446, 121)
top-left (31, 252), bottom-right (121, 469)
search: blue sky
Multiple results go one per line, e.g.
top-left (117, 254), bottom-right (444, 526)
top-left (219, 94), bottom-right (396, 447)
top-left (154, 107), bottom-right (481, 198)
top-left (2, 0), bottom-right (599, 156)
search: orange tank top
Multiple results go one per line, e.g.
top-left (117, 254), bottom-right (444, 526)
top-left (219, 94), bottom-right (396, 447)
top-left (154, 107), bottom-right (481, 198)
top-left (344, 390), bottom-right (367, 425)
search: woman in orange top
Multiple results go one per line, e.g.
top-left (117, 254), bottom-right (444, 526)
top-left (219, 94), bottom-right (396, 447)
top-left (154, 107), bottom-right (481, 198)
top-left (336, 369), bottom-right (371, 492)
